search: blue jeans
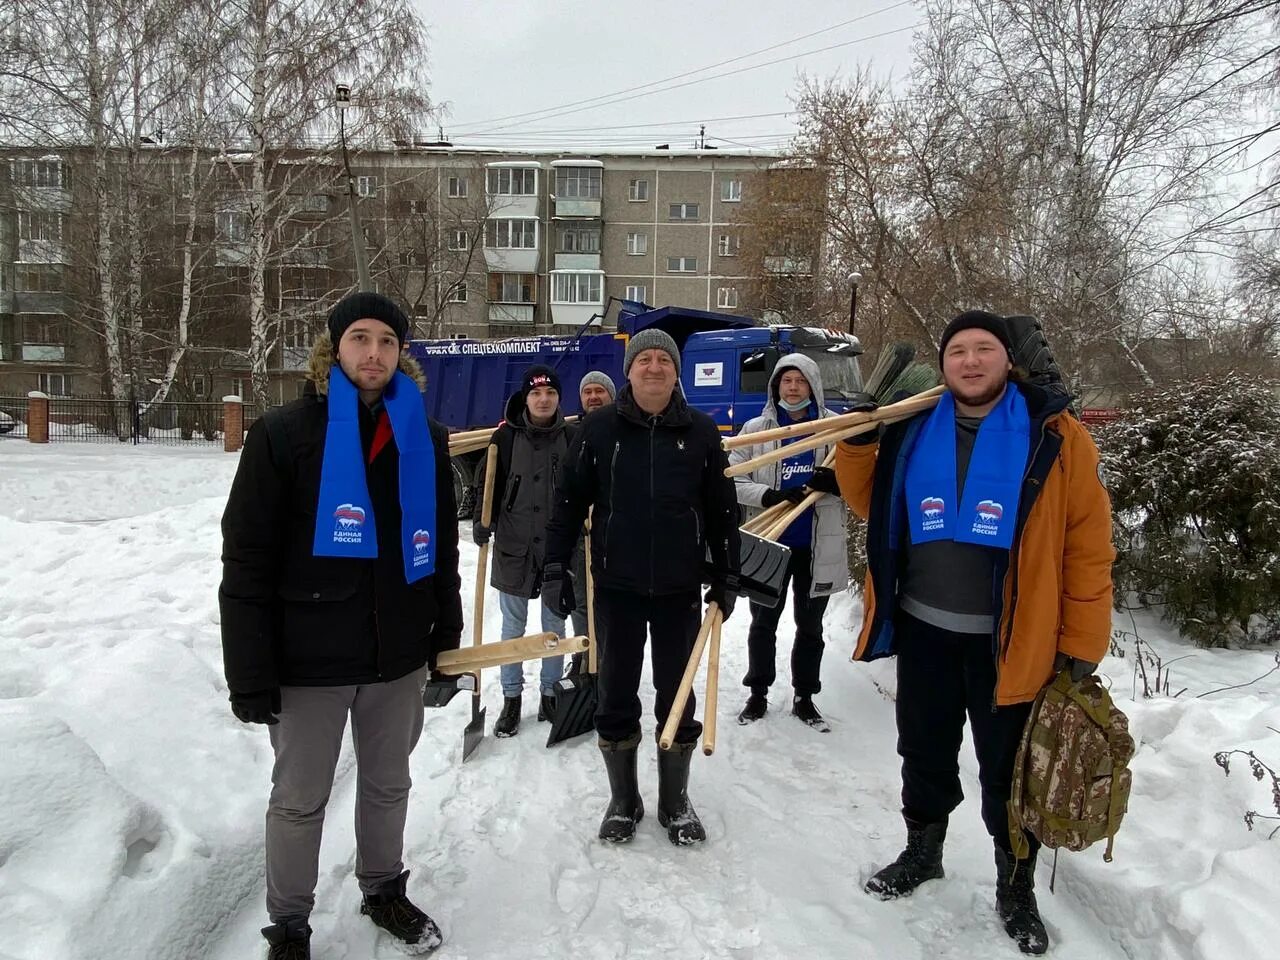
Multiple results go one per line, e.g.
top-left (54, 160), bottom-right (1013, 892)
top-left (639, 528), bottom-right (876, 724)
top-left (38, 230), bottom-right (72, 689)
top-left (497, 591), bottom-right (566, 698)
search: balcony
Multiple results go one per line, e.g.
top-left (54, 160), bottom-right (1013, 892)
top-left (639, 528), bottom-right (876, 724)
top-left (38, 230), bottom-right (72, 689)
top-left (485, 161), bottom-right (540, 218)
top-left (550, 269), bottom-right (605, 328)
top-left (554, 252), bottom-right (601, 270)
top-left (764, 255), bottom-right (813, 276)
top-left (484, 246), bottom-right (539, 274)
top-left (484, 217), bottom-right (540, 273)
top-left (551, 160), bottom-right (604, 218)
top-left (21, 343), bottom-right (66, 362)
top-left (488, 303), bottom-right (534, 325)
top-left (18, 239), bottom-right (68, 264)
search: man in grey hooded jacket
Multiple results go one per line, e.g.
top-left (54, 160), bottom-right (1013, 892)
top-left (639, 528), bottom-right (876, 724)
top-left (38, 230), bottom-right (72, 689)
top-left (728, 353), bottom-right (849, 730)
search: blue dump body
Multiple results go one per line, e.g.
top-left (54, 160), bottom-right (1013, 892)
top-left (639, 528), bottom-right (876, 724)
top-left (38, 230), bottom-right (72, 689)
top-left (407, 304), bottom-right (864, 437)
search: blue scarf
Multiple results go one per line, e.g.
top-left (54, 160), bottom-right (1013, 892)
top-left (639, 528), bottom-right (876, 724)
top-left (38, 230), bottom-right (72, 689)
top-left (776, 406), bottom-right (817, 549)
top-left (904, 387), bottom-right (1030, 549)
top-left (312, 366), bottom-right (437, 583)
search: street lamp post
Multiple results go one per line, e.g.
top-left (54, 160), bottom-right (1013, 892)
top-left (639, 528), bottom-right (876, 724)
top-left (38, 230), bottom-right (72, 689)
top-left (336, 83), bottom-right (372, 292)
top-left (847, 270), bottom-right (862, 334)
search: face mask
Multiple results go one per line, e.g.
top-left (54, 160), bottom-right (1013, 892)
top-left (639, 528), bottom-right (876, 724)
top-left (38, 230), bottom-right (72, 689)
top-left (778, 396), bottom-right (812, 413)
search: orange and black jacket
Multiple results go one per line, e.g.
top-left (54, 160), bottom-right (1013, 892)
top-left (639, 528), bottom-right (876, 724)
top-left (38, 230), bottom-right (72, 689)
top-left (834, 381), bottom-right (1114, 705)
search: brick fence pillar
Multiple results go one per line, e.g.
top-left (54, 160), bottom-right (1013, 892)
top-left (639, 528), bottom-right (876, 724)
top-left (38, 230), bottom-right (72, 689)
top-left (223, 396), bottom-right (244, 453)
top-left (27, 391), bottom-right (49, 444)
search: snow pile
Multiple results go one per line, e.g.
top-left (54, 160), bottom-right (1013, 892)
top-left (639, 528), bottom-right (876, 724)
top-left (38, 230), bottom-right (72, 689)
top-left (0, 444), bottom-right (1277, 960)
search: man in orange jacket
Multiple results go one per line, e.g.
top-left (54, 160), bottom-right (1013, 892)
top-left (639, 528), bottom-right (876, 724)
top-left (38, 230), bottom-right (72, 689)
top-left (834, 311), bottom-right (1114, 956)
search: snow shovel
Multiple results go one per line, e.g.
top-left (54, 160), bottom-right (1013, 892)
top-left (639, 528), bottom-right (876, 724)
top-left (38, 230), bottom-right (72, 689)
top-left (547, 520), bottom-right (599, 747)
top-left (462, 443), bottom-right (499, 761)
top-left (735, 529), bottom-right (791, 609)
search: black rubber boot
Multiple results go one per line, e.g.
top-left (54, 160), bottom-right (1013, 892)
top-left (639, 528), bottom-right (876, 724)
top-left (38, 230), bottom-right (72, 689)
top-left (657, 740), bottom-right (706, 845)
top-left (737, 692), bottom-right (768, 724)
top-left (791, 694), bottom-right (830, 732)
top-left (598, 732), bottom-right (644, 842)
top-left (261, 917), bottom-right (311, 960)
top-left (494, 695), bottom-right (521, 738)
top-left (995, 846), bottom-right (1049, 955)
top-left (864, 817), bottom-right (947, 899)
top-left (537, 693), bottom-right (557, 722)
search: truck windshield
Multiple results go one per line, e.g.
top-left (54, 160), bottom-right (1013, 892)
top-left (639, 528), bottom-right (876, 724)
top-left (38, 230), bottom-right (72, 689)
top-left (799, 343), bottom-right (863, 400)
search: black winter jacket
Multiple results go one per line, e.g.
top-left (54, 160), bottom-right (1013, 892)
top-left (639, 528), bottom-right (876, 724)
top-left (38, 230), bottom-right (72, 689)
top-left (545, 385), bottom-right (740, 596)
top-left (219, 380), bottom-right (463, 694)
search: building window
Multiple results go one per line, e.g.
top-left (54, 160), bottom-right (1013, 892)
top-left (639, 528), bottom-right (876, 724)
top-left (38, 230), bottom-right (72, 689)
top-left (282, 317), bottom-right (313, 349)
top-left (557, 225), bottom-right (600, 253)
top-left (448, 176), bottom-right (469, 198)
top-left (626, 232), bottom-right (648, 256)
top-left (555, 167), bottom-right (602, 199)
top-left (356, 175), bottom-right (377, 198)
top-left (12, 159), bottom-right (67, 188)
top-left (399, 250), bottom-right (419, 266)
top-left (721, 179), bottom-right (743, 202)
top-left (552, 272), bottom-right (603, 304)
top-left (488, 273), bottom-right (536, 303)
top-left (717, 286), bottom-right (739, 309)
top-left (15, 264), bottom-right (63, 292)
top-left (485, 218), bottom-right (537, 249)
top-left (38, 372), bottom-right (71, 396)
top-left (294, 193), bottom-right (328, 212)
top-left (718, 234), bottom-right (739, 257)
top-left (668, 202), bottom-right (699, 221)
top-left (191, 375), bottom-right (208, 398)
top-left (446, 283), bottom-right (468, 303)
top-left (231, 378), bottom-right (246, 399)
top-left (17, 210), bottom-right (65, 242)
top-left (486, 167), bottom-right (537, 195)
top-left (215, 211), bottom-right (248, 242)
top-left (666, 256), bottom-right (697, 273)
top-left (447, 229), bottom-right (469, 251)
top-left (624, 285), bottom-right (647, 303)
top-left (628, 179), bottom-right (649, 202)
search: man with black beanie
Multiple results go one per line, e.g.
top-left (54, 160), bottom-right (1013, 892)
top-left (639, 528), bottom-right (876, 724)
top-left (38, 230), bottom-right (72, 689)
top-left (220, 290), bottom-right (460, 957)
top-left (473, 363), bottom-right (575, 737)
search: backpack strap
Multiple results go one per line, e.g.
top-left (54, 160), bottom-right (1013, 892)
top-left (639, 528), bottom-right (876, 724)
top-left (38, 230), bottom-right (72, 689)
top-left (1008, 680), bottom-right (1051, 860)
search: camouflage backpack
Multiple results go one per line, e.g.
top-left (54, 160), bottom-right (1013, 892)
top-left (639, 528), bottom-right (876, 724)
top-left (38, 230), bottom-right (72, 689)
top-left (1008, 670), bottom-right (1135, 861)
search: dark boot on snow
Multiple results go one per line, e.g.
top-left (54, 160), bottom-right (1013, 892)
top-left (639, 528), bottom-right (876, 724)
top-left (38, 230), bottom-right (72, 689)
top-left (598, 732), bottom-right (644, 842)
top-left (537, 692), bottom-right (557, 722)
top-left (865, 817), bottom-right (947, 899)
top-left (360, 870), bottom-right (443, 954)
top-left (494, 695), bottom-right (521, 737)
top-left (737, 692), bottom-right (768, 724)
top-left (657, 740), bottom-right (706, 845)
top-left (261, 917), bottom-right (311, 960)
top-left (791, 694), bottom-right (830, 732)
top-left (995, 846), bottom-right (1049, 955)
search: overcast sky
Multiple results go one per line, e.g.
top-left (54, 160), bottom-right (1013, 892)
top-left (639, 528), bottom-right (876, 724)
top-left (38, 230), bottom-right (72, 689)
top-left (414, 0), bottom-right (921, 152)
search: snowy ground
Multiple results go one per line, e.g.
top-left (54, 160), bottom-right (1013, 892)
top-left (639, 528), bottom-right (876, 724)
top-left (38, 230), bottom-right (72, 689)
top-left (1, 443), bottom-right (1278, 960)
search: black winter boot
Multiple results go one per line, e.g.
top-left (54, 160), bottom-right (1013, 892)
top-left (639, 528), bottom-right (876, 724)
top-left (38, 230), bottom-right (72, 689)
top-left (791, 694), bottom-right (830, 732)
top-left (598, 732), bottom-right (644, 842)
top-left (261, 918), bottom-right (311, 960)
top-left (995, 846), bottom-right (1049, 955)
top-left (864, 817), bottom-right (947, 899)
top-left (737, 692), bottom-right (768, 724)
top-left (537, 692), bottom-right (557, 722)
top-left (657, 740), bottom-right (706, 845)
top-left (494, 695), bottom-right (521, 737)
top-left (360, 870), bottom-right (443, 954)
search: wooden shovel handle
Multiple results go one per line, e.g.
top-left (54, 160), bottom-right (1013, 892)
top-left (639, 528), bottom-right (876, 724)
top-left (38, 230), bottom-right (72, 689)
top-left (659, 603), bottom-right (719, 750)
top-left (585, 509), bottom-right (598, 675)
top-left (702, 610), bottom-right (722, 756)
top-left (470, 444), bottom-right (499, 694)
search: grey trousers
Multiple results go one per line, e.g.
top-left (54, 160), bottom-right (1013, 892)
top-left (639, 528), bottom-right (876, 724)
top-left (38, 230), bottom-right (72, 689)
top-left (265, 667), bottom-right (426, 922)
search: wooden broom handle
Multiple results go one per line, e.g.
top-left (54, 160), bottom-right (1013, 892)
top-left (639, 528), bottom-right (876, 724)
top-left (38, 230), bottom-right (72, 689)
top-left (702, 610), bottom-right (722, 756)
top-left (585, 509), bottom-right (598, 675)
top-left (470, 444), bottom-right (500, 694)
top-left (659, 603), bottom-right (719, 750)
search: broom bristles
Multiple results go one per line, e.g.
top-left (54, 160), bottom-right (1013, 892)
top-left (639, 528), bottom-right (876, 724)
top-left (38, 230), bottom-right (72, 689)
top-left (863, 342), bottom-right (916, 401)
top-left (879, 362), bottom-right (940, 404)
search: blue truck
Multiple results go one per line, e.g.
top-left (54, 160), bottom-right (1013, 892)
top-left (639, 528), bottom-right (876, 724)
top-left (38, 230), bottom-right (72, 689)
top-left (407, 301), bottom-right (865, 514)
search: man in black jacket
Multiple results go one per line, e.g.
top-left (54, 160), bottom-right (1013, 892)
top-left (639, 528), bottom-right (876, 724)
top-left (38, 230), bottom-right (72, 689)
top-left (543, 328), bottom-right (740, 846)
top-left (219, 292), bottom-right (462, 959)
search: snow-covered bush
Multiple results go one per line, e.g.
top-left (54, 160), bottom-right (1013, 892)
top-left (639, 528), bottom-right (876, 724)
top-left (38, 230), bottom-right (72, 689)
top-left (1096, 376), bottom-right (1280, 647)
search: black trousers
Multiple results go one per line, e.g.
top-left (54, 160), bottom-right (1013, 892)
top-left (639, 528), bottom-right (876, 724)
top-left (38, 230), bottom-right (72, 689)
top-left (743, 546), bottom-right (830, 697)
top-left (594, 587), bottom-right (702, 744)
top-left (895, 612), bottom-right (1035, 847)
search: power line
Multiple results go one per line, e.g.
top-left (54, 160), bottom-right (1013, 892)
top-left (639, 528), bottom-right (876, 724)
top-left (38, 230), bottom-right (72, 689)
top-left (450, 111), bottom-right (795, 136)
top-left (453, 0), bottom-right (917, 133)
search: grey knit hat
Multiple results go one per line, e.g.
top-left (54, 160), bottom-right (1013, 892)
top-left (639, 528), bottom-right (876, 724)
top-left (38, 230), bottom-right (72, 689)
top-left (623, 328), bottom-right (681, 376)
top-left (579, 370), bottom-right (617, 401)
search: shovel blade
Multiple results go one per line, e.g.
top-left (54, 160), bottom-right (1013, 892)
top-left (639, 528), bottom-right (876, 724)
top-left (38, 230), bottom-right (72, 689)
top-left (462, 703), bottom-right (486, 762)
top-left (737, 531), bottom-right (792, 608)
top-left (546, 674), bottom-right (598, 747)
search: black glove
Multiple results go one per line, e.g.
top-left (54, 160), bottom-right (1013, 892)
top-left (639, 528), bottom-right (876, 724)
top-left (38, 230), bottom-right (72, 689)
top-left (1053, 653), bottom-right (1098, 683)
top-left (542, 562), bottom-right (576, 618)
top-left (704, 576), bottom-right (739, 623)
top-left (230, 688), bottom-right (281, 725)
top-left (472, 520), bottom-right (491, 546)
top-left (806, 466), bottom-right (841, 496)
top-left (843, 392), bottom-right (881, 447)
top-left (761, 486), bottom-right (808, 508)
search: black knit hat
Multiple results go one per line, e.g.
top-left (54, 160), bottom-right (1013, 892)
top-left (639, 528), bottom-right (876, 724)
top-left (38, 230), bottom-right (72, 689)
top-left (521, 364), bottom-right (561, 402)
top-left (328, 291), bottom-right (410, 346)
top-left (938, 310), bottom-right (1013, 364)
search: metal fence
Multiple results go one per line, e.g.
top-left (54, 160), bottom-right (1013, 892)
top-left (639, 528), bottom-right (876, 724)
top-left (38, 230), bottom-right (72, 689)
top-left (0, 395), bottom-right (28, 439)
top-left (0, 395), bottom-right (235, 445)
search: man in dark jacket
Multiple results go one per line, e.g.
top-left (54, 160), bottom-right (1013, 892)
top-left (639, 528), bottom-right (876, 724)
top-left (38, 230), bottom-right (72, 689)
top-left (569, 371), bottom-right (616, 644)
top-left (543, 329), bottom-right (740, 846)
top-left (472, 364), bottom-right (574, 737)
top-left (220, 292), bottom-right (462, 959)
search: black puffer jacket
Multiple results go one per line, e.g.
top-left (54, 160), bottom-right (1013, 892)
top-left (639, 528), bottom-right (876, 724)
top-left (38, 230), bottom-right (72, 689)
top-left (545, 385), bottom-right (740, 596)
top-left (219, 339), bottom-right (463, 694)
